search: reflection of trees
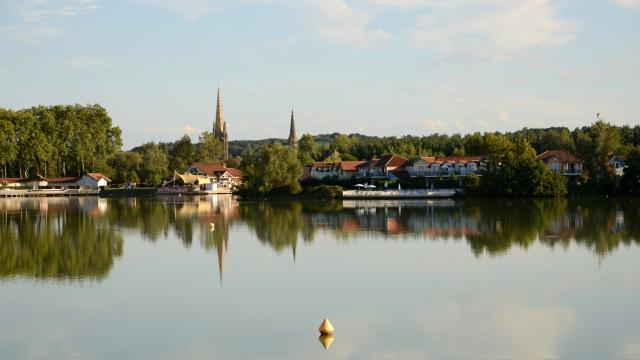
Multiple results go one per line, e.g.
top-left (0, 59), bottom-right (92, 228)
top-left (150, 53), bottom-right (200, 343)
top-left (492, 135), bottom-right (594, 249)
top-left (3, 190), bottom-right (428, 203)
top-left (568, 198), bottom-right (640, 256)
top-left (297, 198), bottom-right (640, 258)
top-left (239, 202), bottom-right (315, 255)
top-left (463, 199), bottom-right (568, 256)
top-left (2, 196), bottom-right (639, 283)
top-left (0, 198), bottom-right (123, 280)
top-left (105, 198), bottom-right (171, 241)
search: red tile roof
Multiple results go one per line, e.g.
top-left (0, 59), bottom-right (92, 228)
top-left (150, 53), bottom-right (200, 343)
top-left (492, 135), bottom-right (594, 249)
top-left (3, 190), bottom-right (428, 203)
top-left (0, 178), bottom-right (25, 183)
top-left (338, 161), bottom-right (367, 171)
top-left (44, 177), bottom-right (78, 183)
top-left (411, 156), bottom-right (482, 165)
top-left (191, 162), bottom-right (227, 176)
top-left (310, 162), bottom-right (333, 169)
top-left (535, 150), bottom-right (581, 163)
top-left (359, 155), bottom-right (408, 169)
top-left (383, 155), bottom-right (409, 168)
top-left (190, 163), bottom-right (242, 179)
top-left (85, 173), bottom-right (112, 182)
top-left (224, 168), bottom-right (243, 178)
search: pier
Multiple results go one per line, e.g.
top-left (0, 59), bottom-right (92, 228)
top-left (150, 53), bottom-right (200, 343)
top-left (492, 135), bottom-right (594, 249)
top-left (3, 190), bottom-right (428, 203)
top-left (342, 189), bottom-right (458, 199)
top-left (0, 189), bottom-right (100, 198)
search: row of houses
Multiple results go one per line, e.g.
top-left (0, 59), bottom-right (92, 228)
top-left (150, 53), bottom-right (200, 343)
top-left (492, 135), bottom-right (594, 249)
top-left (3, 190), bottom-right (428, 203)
top-left (302, 154), bottom-right (487, 182)
top-left (0, 173), bottom-right (112, 189)
top-left (302, 150), bottom-right (628, 183)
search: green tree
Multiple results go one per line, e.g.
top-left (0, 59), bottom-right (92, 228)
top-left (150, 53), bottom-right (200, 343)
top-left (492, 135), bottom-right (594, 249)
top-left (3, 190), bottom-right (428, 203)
top-left (243, 142), bottom-right (303, 194)
top-left (331, 134), bottom-right (353, 154)
top-left (620, 147), bottom-right (640, 195)
top-left (298, 133), bottom-right (318, 164)
top-left (324, 149), bottom-right (342, 162)
top-left (575, 118), bottom-right (621, 182)
top-left (0, 116), bottom-right (17, 178)
top-left (138, 142), bottom-right (169, 186)
top-left (169, 135), bottom-right (195, 172)
top-left (480, 139), bottom-right (567, 197)
top-left (108, 151), bottom-right (142, 184)
top-left (195, 131), bottom-right (223, 163)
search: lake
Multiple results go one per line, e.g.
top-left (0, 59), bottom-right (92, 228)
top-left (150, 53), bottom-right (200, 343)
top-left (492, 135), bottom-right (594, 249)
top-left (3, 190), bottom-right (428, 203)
top-left (1, 196), bottom-right (639, 360)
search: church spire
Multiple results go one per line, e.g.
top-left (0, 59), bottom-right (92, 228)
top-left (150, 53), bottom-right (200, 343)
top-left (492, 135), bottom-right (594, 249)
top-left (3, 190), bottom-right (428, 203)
top-left (213, 88), bottom-right (229, 162)
top-left (288, 108), bottom-right (297, 150)
top-left (214, 88), bottom-right (225, 136)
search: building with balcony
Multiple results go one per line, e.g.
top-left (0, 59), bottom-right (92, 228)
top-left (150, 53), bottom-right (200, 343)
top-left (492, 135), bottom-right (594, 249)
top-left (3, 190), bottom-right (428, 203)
top-left (608, 156), bottom-right (628, 177)
top-left (355, 155), bottom-right (409, 180)
top-left (405, 156), bottom-right (484, 178)
top-left (535, 150), bottom-right (582, 184)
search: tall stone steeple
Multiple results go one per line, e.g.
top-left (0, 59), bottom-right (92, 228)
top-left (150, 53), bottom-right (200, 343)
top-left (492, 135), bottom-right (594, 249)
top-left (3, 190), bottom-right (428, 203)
top-left (213, 88), bottom-right (229, 161)
top-left (288, 108), bottom-right (297, 150)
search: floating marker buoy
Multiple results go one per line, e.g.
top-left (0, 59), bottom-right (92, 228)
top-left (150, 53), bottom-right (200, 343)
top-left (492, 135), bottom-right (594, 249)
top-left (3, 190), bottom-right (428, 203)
top-left (318, 318), bottom-right (334, 335)
top-left (318, 334), bottom-right (334, 349)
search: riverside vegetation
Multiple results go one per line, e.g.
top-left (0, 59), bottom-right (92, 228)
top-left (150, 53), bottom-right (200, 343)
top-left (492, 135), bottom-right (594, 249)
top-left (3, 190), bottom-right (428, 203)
top-left (1, 104), bottom-right (640, 197)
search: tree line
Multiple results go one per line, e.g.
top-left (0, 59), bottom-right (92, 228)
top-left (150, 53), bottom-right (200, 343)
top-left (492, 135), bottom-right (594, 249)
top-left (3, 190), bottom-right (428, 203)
top-left (2, 104), bottom-right (639, 195)
top-left (239, 119), bottom-right (640, 196)
top-left (0, 105), bottom-right (122, 178)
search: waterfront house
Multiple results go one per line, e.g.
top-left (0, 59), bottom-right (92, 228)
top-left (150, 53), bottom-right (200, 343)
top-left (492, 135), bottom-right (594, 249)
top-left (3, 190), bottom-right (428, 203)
top-left (535, 150), bottom-right (582, 184)
top-left (405, 156), bottom-right (484, 178)
top-left (608, 156), bottom-right (628, 177)
top-left (356, 155), bottom-right (409, 180)
top-left (186, 162), bottom-right (243, 189)
top-left (0, 173), bottom-right (111, 189)
top-left (303, 161), bottom-right (367, 181)
top-left (0, 178), bottom-right (27, 188)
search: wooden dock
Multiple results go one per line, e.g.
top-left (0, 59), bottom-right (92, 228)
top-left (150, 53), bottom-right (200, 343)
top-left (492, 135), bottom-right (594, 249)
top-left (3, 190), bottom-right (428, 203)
top-left (0, 189), bottom-right (100, 197)
top-left (342, 189), bottom-right (458, 199)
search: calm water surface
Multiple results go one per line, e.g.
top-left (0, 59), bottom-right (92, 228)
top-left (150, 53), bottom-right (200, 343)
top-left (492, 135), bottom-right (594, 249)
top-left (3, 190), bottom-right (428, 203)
top-left (1, 196), bottom-right (639, 360)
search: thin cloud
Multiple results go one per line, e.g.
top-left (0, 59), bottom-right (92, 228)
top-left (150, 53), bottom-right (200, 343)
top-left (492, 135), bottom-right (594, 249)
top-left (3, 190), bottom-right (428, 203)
top-left (140, 0), bottom-right (217, 22)
top-left (499, 110), bottom-right (510, 122)
top-left (369, 0), bottom-right (428, 8)
top-left (408, 0), bottom-right (576, 60)
top-left (1, 0), bottom-right (98, 40)
top-left (273, 0), bottom-right (391, 46)
top-left (421, 118), bottom-right (445, 130)
top-left (613, 0), bottom-right (640, 7)
top-left (12, 0), bottom-right (99, 23)
top-left (184, 125), bottom-right (202, 134)
top-left (0, 24), bottom-right (63, 41)
top-left (68, 56), bottom-right (113, 69)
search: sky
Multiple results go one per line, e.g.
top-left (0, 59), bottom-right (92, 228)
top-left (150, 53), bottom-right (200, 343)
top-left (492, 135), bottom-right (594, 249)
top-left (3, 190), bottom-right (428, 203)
top-left (0, 0), bottom-right (639, 149)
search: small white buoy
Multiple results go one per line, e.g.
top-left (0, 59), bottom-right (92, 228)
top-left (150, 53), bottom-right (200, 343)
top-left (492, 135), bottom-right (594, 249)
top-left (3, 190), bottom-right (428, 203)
top-left (318, 318), bottom-right (334, 335)
top-left (209, 223), bottom-right (215, 231)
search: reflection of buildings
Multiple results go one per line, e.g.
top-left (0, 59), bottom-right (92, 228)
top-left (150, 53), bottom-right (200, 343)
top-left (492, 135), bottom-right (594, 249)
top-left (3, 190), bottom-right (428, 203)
top-left (315, 200), bottom-right (483, 238)
top-left (544, 207), bottom-right (583, 239)
top-left (163, 195), bottom-right (239, 284)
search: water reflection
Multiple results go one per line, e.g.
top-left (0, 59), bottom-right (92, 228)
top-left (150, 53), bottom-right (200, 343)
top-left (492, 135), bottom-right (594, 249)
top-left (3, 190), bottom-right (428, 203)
top-left (319, 334), bottom-right (335, 349)
top-left (0, 197), bottom-right (122, 281)
top-left (1, 196), bottom-right (639, 282)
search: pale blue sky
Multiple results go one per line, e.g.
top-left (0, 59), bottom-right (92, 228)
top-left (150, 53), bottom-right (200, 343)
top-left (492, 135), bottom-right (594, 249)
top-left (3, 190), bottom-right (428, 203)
top-left (1, 0), bottom-right (639, 148)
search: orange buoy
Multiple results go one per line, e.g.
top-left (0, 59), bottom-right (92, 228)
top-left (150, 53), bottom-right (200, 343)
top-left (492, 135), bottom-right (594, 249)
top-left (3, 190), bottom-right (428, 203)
top-left (318, 318), bottom-right (334, 335)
